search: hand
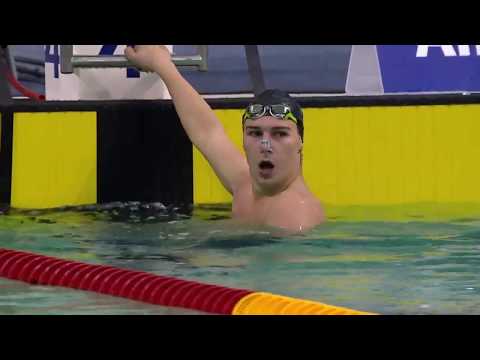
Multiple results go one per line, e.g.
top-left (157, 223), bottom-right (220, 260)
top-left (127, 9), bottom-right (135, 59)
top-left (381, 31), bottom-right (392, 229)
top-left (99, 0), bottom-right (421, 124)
top-left (124, 45), bottom-right (173, 74)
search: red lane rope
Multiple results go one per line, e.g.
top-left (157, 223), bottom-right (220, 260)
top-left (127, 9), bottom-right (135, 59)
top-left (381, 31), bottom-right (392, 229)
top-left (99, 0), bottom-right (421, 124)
top-left (0, 248), bottom-right (254, 314)
top-left (4, 69), bottom-right (45, 101)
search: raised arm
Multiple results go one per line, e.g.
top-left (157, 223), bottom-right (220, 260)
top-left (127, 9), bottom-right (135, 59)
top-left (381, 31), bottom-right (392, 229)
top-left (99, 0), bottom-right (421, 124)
top-left (125, 45), bottom-right (249, 194)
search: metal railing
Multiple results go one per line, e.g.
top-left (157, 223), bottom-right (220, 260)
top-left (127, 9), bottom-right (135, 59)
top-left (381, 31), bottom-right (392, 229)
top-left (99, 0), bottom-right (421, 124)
top-left (59, 45), bottom-right (208, 74)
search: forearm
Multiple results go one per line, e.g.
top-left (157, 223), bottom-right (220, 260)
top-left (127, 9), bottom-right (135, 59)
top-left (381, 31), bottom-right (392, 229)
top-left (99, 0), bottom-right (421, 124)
top-left (125, 46), bottom-right (248, 194)
top-left (154, 63), bottom-right (223, 146)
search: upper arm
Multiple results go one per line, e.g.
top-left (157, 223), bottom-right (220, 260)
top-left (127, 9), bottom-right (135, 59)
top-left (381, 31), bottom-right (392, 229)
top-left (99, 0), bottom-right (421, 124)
top-left (196, 125), bottom-right (249, 195)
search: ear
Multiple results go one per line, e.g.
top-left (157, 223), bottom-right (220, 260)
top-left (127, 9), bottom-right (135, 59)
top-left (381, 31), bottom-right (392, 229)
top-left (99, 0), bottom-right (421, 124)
top-left (297, 133), bottom-right (303, 150)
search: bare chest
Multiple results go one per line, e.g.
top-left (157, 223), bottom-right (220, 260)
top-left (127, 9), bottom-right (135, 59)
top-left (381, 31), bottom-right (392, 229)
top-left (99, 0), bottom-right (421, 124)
top-left (231, 187), bottom-right (318, 228)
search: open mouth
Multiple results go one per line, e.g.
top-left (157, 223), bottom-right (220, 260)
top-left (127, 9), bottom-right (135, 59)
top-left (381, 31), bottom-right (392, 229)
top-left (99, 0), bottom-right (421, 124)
top-left (259, 160), bottom-right (275, 170)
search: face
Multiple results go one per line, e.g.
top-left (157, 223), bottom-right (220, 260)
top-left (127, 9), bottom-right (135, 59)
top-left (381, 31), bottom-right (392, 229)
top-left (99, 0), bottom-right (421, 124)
top-left (243, 116), bottom-right (303, 195)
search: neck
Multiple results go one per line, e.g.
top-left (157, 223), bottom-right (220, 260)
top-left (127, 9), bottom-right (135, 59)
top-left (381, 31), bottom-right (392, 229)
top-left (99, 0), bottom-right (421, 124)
top-left (253, 174), bottom-right (305, 198)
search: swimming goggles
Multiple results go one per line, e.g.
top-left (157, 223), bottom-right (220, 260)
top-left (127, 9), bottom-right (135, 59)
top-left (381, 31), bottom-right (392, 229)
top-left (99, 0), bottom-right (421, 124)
top-left (242, 104), bottom-right (299, 125)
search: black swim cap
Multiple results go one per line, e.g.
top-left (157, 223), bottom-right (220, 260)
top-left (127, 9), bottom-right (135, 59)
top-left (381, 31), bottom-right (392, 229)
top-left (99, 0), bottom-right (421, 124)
top-left (247, 89), bottom-right (304, 142)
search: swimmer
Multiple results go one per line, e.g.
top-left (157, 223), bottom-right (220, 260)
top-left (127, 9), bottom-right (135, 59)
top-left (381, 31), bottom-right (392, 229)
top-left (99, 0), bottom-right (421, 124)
top-left (125, 45), bottom-right (325, 233)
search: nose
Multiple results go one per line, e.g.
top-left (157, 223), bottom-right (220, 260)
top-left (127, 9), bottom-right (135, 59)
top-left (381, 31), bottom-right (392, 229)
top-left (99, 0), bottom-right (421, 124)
top-left (260, 138), bottom-right (273, 153)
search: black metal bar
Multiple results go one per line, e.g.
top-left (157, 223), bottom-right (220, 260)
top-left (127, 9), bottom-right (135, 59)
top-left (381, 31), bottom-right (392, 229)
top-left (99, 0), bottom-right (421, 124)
top-left (244, 45), bottom-right (266, 96)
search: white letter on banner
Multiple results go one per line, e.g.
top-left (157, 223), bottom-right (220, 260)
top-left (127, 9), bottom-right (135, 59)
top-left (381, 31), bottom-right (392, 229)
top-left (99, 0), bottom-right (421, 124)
top-left (457, 45), bottom-right (471, 56)
top-left (476, 45), bottom-right (480, 55)
top-left (416, 45), bottom-right (457, 57)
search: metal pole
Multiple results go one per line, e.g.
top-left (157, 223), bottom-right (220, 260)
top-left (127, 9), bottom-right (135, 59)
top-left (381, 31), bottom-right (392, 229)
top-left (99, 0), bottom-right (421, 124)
top-left (60, 45), bottom-right (74, 74)
top-left (60, 45), bottom-right (209, 74)
top-left (197, 45), bottom-right (208, 71)
top-left (6, 46), bottom-right (17, 80)
top-left (244, 45), bottom-right (266, 96)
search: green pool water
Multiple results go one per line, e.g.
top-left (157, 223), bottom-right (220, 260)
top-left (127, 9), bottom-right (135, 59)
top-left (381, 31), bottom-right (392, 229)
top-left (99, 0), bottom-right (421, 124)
top-left (1, 202), bottom-right (479, 315)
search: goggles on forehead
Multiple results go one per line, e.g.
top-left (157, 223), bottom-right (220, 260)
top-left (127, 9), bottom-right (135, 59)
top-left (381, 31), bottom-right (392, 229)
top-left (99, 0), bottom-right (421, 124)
top-left (242, 104), bottom-right (299, 125)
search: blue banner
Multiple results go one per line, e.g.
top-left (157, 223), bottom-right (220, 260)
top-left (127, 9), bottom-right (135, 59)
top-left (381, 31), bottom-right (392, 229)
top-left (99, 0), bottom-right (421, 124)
top-left (377, 45), bottom-right (480, 93)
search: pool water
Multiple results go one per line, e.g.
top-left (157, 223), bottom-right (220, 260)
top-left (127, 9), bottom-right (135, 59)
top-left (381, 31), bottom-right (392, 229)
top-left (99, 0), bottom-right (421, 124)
top-left (1, 202), bottom-right (479, 315)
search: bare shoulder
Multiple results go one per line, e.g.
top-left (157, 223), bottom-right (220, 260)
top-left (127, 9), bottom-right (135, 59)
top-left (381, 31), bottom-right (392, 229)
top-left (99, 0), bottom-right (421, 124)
top-left (303, 196), bottom-right (326, 224)
top-left (267, 193), bottom-right (326, 232)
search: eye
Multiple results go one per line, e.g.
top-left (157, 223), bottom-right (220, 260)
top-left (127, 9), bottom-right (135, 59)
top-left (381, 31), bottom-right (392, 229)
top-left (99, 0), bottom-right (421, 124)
top-left (273, 131), bottom-right (289, 137)
top-left (248, 130), bottom-right (263, 137)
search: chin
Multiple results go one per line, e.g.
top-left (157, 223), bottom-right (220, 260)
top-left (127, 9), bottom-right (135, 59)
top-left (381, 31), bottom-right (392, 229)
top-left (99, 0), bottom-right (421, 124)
top-left (256, 176), bottom-right (286, 194)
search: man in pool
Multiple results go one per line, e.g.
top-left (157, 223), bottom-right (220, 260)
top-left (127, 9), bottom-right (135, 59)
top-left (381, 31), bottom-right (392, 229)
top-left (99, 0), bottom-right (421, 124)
top-left (125, 45), bottom-right (325, 232)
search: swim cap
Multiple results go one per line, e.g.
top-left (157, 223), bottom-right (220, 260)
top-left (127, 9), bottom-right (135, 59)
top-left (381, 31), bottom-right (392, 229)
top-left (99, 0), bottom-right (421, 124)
top-left (245, 89), bottom-right (304, 142)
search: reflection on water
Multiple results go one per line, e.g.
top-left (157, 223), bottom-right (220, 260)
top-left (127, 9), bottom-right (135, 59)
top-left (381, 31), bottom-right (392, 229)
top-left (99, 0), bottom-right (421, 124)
top-left (1, 202), bottom-right (480, 314)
